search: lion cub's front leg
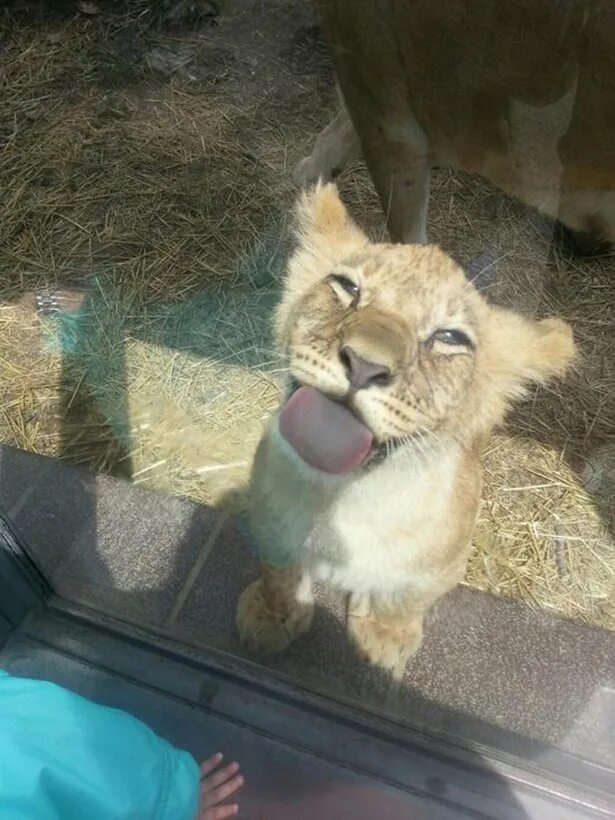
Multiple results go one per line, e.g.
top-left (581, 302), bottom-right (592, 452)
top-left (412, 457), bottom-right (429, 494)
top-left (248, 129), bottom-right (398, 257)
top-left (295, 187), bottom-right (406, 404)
top-left (347, 592), bottom-right (426, 679)
top-left (237, 563), bottom-right (314, 655)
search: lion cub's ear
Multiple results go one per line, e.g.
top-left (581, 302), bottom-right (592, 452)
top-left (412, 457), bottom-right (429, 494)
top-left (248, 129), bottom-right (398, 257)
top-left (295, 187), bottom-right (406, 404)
top-left (275, 185), bottom-right (368, 348)
top-left (295, 183), bottom-right (367, 258)
top-left (516, 316), bottom-right (576, 383)
top-left (483, 308), bottom-right (576, 405)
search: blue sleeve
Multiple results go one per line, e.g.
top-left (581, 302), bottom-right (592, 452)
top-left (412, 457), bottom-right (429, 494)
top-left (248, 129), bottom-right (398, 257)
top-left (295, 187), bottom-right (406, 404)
top-left (0, 669), bottom-right (199, 820)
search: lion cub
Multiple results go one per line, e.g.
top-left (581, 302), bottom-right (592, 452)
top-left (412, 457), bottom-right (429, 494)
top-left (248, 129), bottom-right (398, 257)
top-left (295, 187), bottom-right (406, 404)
top-left (236, 184), bottom-right (575, 675)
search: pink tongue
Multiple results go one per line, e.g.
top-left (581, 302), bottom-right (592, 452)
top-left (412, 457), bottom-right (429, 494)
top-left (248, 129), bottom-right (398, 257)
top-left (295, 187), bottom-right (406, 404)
top-left (279, 386), bottom-right (373, 474)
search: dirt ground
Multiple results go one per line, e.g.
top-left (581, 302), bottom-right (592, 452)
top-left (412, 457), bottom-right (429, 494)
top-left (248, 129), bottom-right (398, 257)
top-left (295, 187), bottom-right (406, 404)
top-left (1, 0), bottom-right (614, 629)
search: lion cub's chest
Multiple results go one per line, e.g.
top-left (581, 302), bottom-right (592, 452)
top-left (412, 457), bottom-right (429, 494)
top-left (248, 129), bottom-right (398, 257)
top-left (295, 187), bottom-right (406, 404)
top-left (304, 448), bottom-right (461, 595)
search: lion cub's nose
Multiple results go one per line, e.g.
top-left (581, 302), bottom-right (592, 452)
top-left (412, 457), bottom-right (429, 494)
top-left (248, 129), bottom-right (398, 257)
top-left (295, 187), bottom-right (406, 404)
top-left (340, 345), bottom-right (392, 391)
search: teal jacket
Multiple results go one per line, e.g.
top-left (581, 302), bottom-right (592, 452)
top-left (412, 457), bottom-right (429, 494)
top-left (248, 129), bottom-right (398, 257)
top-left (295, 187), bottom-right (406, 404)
top-left (0, 669), bottom-right (199, 819)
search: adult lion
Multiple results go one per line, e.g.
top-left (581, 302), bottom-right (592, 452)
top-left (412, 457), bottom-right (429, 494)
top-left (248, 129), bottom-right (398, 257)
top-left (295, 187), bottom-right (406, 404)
top-left (295, 0), bottom-right (615, 252)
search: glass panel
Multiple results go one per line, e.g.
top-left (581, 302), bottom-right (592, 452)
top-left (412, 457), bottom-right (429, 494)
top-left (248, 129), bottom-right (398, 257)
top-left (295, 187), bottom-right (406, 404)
top-left (1, 0), bottom-right (613, 787)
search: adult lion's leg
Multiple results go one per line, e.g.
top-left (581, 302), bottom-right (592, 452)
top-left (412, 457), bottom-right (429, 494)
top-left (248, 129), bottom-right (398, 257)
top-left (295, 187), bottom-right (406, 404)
top-left (347, 591), bottom-right (426, 679)
top-left (293, 103), bottom-right (361, 186)
top-left (360, 119), bottom-right (431, 245)
top-left (237, 563), bottom-right (314, 654)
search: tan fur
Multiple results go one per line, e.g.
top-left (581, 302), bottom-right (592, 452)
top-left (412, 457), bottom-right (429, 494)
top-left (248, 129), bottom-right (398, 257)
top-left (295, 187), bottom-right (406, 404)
top-left (295, 0), bottom-right (615, 248)
top-left (236, 185), bottom-right (575, 675)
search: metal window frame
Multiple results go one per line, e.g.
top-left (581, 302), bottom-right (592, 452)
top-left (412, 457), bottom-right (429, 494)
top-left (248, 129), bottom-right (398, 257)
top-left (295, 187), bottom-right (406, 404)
top-left (0, 513), bottom-right (50, 643)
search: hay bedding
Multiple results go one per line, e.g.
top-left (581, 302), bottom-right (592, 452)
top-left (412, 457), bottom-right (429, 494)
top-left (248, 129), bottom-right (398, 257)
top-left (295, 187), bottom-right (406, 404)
top-left (0, 0), bottom-right (614, 629)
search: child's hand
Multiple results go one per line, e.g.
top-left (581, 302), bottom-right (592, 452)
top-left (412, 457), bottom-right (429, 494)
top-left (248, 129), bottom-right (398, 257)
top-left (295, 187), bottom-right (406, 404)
top-left (198, 753), bottom-right (244, 819)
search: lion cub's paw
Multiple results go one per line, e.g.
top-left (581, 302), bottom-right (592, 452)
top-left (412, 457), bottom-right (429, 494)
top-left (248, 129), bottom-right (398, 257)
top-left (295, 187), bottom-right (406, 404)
top-left (236, 579), bottom-right (314, 654)
top-left (347, 597), bottom-right (423, 679)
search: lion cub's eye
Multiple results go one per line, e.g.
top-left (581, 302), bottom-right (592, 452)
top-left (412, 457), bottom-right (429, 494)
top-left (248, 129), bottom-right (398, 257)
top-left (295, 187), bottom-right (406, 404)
top-left (327, 273), bottom-right (360, 306)
top-left (428, 328), bottom-right (474, 349)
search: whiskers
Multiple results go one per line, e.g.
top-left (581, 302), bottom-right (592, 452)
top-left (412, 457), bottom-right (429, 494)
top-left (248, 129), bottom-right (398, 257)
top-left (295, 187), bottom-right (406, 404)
top-left (289, 349), bottom-right (348, 396)
top-left (364, 423), bottom-right (442, 472)
top-left (394, 424), bottom-right (441, 460)
top-left (459, 249), bottom-right (510, 297)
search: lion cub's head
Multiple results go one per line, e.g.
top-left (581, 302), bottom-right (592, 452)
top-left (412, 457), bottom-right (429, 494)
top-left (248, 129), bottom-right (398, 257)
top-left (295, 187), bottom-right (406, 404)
top-left (274, 184), bottom-right (575, 474)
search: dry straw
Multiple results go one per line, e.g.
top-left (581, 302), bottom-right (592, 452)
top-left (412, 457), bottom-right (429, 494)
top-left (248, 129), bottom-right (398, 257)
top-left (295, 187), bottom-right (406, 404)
top-left (1, 7), bottom-right (613, 629)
